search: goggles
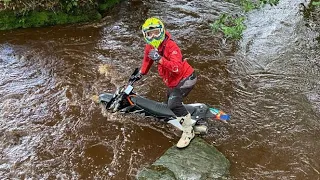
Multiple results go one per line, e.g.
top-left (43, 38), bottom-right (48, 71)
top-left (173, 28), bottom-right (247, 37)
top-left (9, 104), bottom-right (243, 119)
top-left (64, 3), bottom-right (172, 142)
top-left (143, 27), bottom-right (162, 40)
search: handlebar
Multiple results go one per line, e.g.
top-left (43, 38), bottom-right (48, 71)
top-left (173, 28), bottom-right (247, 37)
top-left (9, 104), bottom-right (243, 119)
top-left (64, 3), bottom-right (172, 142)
top-left (107, 68), bottom-right (139, 112)
top-left (127, 68), bottom-right (141, 86)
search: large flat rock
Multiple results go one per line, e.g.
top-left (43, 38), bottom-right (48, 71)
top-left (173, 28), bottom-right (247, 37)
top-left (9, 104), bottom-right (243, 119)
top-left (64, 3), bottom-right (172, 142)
top-left (136, 137), bottom-right (230, 180)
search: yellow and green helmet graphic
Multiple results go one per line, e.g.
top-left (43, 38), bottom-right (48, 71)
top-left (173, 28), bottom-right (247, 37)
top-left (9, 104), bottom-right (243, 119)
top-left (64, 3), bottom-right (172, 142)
top-left (142, 17), bottom-right (166, 48)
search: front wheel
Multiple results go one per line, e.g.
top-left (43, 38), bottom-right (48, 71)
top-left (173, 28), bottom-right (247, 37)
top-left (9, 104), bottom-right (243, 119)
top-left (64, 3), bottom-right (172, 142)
top-left (100, 103), bottom-right (109, 117)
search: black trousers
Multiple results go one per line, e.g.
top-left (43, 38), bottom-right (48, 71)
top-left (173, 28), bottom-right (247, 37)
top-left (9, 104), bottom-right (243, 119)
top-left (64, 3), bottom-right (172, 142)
top-left (167, 72), bottom-right (197, 117)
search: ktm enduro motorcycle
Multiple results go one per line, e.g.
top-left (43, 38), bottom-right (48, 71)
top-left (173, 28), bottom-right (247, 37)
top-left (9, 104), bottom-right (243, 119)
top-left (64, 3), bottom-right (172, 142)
top-left (99, 68), bottom-right (230, 134)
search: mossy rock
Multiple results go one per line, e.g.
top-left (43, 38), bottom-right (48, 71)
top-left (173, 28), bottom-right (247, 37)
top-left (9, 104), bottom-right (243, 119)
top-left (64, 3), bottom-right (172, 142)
top-left (137, 137), bottom-right (230, 180)
top-left (23, 11), bottom-right (49, 27)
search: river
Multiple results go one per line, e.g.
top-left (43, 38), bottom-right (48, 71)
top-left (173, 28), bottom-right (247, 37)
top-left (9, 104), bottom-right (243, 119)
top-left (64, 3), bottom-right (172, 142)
top-left (0, 0), bottom-right (319, 179)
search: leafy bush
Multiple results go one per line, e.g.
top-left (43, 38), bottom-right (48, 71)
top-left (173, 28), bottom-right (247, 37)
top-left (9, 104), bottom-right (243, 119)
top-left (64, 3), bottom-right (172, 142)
top-left (312, 1), bottom-right (320, 6)
top-left (210, 14), bottom-right (246, 39)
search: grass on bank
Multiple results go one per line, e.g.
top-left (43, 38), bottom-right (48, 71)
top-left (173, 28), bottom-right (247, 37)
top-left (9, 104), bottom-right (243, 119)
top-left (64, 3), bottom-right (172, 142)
top-left (0, 0), bottom-right (120, 30)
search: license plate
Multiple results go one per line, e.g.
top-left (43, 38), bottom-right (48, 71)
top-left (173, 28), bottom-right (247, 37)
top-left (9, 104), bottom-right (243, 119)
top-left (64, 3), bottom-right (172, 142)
top-left (124, 85), bottom-right (133, 95)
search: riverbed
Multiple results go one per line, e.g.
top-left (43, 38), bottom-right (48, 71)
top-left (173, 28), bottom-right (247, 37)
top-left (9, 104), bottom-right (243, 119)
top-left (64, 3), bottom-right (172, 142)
top-left (0, 0), bottom-right (319, 179)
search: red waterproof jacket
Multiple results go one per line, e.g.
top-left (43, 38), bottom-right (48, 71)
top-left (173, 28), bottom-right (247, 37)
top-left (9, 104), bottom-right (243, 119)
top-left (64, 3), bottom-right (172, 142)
top-left (140, 32), bottom-right (194, 88)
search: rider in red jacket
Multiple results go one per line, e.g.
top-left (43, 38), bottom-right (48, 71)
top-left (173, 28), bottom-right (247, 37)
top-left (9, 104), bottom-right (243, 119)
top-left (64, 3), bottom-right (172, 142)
top-left (136, 17), bottom-right (197, 148)
top-left (140, 31), bottom-right (194, 88)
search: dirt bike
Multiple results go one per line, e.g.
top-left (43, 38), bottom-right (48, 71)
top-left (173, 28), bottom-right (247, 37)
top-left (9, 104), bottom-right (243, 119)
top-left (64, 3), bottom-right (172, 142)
top-left (99, 68), bottom-right (230, 134)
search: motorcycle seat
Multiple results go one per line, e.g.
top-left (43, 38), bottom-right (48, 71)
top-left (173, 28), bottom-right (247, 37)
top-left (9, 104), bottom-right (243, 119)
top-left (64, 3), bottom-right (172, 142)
top-left (131, 96), bottom-right (196, 118)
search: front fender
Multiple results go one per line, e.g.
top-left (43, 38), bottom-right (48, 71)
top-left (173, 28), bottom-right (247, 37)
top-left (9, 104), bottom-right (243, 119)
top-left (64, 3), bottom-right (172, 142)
top-left (99, 93), bottom-right (114, 103)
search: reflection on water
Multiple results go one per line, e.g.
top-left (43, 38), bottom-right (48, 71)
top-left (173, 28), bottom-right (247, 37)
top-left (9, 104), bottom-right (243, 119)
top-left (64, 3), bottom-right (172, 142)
top-left (0, 0), bottom-right (319, 179)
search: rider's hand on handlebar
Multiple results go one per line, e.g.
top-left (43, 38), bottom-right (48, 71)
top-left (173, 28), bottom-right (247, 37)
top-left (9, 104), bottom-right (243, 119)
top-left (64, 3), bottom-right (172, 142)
top-left (132, 72), bottom-right (142, 82)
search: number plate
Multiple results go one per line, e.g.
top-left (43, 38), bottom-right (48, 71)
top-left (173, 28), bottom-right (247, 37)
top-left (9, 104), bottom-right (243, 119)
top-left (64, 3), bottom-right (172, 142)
top-left (124, 85), bottom-right (133, 95)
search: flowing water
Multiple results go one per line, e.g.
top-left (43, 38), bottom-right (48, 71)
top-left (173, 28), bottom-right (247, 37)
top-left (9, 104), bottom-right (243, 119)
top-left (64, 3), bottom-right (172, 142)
top-left (0, 0), bottom-right (319, 179)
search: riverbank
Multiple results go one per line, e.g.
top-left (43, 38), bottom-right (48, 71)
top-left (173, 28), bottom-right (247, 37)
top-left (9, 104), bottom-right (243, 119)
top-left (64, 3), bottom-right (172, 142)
top-left (0, 0), bottom-right (121, 30)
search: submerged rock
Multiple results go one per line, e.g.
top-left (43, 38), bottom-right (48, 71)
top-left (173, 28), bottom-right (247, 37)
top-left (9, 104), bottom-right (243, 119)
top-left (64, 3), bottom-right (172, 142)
top-left (136, 137), bottom-right (230, 180)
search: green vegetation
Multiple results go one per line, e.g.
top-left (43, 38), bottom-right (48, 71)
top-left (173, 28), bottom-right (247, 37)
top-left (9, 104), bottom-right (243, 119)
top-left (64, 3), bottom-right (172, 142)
top-left (0, 0), bottom-right (120, 30)
top-left (312, 1), bottom-right (320, 6)
top-left (210, 14), bottom-right (245, 40)
top-left (302, 0), bottom-right (320, 20)
top-left (211, 0), bottom-right (280, 40)
top-left (302, 0), bottom-right (320, 41)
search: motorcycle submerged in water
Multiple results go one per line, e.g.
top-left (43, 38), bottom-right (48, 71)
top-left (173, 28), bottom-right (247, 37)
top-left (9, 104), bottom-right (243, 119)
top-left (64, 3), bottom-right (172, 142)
top-left (99, 68), bottom-right (230, 135)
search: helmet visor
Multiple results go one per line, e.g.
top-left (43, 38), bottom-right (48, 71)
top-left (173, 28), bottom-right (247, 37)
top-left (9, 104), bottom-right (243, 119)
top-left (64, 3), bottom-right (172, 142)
top-left (143, 28), bottom-right (162, 40)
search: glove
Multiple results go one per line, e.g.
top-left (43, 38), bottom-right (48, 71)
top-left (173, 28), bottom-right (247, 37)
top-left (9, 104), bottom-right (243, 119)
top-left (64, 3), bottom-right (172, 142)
top-left (148, 49), bottom-right (161, 62)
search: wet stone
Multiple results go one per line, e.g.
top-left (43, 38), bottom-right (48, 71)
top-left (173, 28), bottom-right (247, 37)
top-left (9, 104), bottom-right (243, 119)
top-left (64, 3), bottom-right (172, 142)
top-left (136, 137), bottom-right (230, 180)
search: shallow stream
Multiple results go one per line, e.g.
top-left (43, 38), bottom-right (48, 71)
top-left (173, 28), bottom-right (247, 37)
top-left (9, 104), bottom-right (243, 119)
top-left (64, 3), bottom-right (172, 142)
top-left (0, 0), bottom-right (319, 179)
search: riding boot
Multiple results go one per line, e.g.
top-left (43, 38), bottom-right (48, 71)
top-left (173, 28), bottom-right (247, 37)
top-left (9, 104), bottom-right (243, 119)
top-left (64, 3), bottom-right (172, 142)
top-left (176, 113), bottom-right (195, 148)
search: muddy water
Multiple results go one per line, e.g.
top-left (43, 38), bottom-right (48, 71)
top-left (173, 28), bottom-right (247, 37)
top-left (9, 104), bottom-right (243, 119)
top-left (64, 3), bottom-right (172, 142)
top-left (0, 0), bottom-right (319, 179)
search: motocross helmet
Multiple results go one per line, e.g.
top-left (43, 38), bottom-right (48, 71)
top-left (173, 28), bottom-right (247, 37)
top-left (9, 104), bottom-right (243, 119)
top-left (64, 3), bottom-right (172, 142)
top-left (142, 17), bottom-right (165, 49)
